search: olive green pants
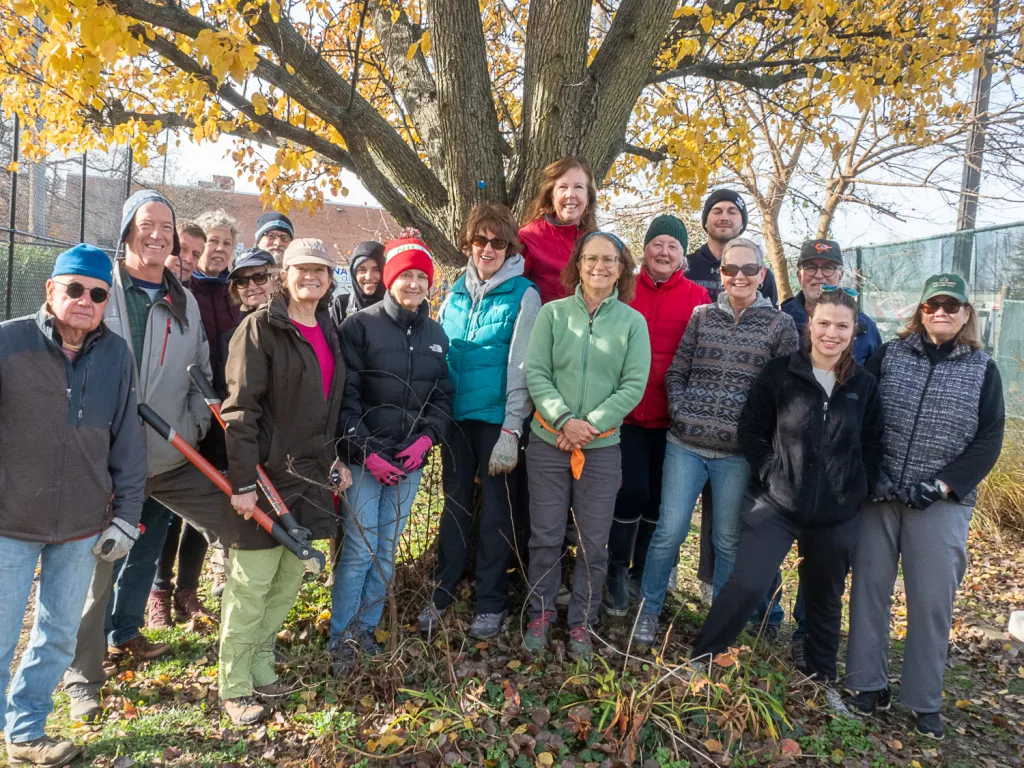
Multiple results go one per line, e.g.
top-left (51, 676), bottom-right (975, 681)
top-left (218, 546), bottom-right (305, 700)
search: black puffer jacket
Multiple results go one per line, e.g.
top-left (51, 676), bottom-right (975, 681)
top-left (337, 292), bottom-right (453, 463)
top-left (737, 350), bottom-right (885, 528)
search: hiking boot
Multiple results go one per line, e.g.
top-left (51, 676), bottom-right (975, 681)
top-left (790, 640), bottom-right (806, 672)
top-left (603, 565), bottom-right (629, 617)
top-left (846, 687), bottom-right (892, 715)
top-left (416, 602), bottom-right (445, 636)
top-left (67, 685), bottom-right (102, 724)
top-left (632, 612), bottom-right (658, 646)
top-left (211, 547), bottom-right (228, 598)
top-left (102, 652), bottom-right (118, 680)
top-left (5, 736), bottom-right (81, 767)
top-left (915, 711), bottom-right (944, 741)
top-left (174, 588), bottom-right (216, 622)
top-left (111, 635), bottom-right (171, 661)
top-left (223, 696), bottom-right (265, 725)
top-left (468, 611), bottom-right (507, 640)
top-left (254, 683), bottom-right (291, 699)
top-left (329, 641), bottom-right (357, 677)
top-left (148, 589), bottom-right (174, 629)
top-left (523, 611), bottom-right (555, 655)
top-left (555, 584), bottom-right (571, 607)
top-left (356, 629), bottom-right (382, 657)
top-left (567, 627), bottom-right (593, 660)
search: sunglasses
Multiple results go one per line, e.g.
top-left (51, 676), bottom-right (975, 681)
top-left (820, 285), bottom-right (858, 298)
top-left (470, 235), bottom-right (510, 251)
top-left (719, 263), bottom-right (762, 277)
top-left (54, 280), bottom-right (109, 303)
top-left (921, 297), bottom-right (965, 314)
top-left (231, 272), bottom-right (270, 288)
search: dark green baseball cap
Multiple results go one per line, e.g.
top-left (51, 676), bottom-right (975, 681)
top-left (921, 273), bottom-right (969, 303)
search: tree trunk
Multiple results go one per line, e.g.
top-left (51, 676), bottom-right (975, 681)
top-left (761, 214), bottom-right (793, 302)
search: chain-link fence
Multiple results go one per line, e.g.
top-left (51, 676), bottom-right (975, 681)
top-left (857, 221), bottom-right (1024, 416)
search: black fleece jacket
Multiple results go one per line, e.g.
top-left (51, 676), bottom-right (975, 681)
top-left (738, 350), bottom-right (885, 528)
top-left (337, 292), bottom-right (454, 463)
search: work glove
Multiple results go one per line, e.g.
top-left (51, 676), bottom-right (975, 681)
top-left (364, 452), bottom-right (406, 486)
top-left (900, 479), bottom-right (948, 511)
top-left (395, 435), bottom-right (433, 472)
top-left (92, 518), bottom-right (141, 562)
top-left (488, 429), bottom-right (520, 476)
top-left (871, 471), bottom-right (898, 503)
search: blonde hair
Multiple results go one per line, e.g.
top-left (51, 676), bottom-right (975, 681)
top-left (897, 302), bottom-right (982, 351)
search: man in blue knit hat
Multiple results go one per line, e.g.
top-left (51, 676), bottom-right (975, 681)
top-left (0, 244), bottom-right (146, 767)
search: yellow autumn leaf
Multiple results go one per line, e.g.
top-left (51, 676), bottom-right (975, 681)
top-left (955, 699), bottom-right (971, 709)
top-left (700, 15), bottom-right (714, 33)
top-left (378, 732), bottom-right (406, 749)
top-left (704, 738), bottom-right (722, 752)
top-left (420, 29), bottom-right (431, 55)
top-left (536, 753), bottom-right (554, 767)
top-left (251, 92), bottom-right (268, 115)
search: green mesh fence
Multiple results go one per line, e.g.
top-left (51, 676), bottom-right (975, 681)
top-left (857, 221), bottom-right (1024, 417)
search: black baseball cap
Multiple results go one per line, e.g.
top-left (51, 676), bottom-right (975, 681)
top-left (798, 239), bottom-right (843, 266)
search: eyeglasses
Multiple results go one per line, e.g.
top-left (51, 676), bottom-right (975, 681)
top-left (801, 263), bottom-right (840, 277)
top-left (820, 285), bottom-right (858, 298)
top-left (231, 272), bottom-right (270, 288)
top-left (581, 254), bottom-right (619, 267)
top-left (921, 297), bottom-right (965, 314)
top-left (263, 232), bottom-right (292, 244)
top-left (470, 235), bottom-right (509, 251)
top-left (53, 280), bottom-right (109, 303)
top-left (719, 263), bottom-right (761, 277)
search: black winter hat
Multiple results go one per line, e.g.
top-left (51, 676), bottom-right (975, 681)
top-left (701, 189), bottom-right (748, 233)
top-left (254, 212), bottom-right (294, 244)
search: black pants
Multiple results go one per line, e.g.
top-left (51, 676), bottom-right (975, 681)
top-left (153, 515), bottom-right (209, 592)
top-left (607, 425), bottom-right (667, 578)
top-left (697, 484), bottom-right (715, 583)
top-left (432, 420), bottom-right (519, 614)
top-left (690, 495), bottom-right (860, 680)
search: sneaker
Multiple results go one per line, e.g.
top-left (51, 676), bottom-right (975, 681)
top-left (5, 736), bottom-right (81, 767)
top-left (915, 711), bottom-right (944, 741)
top-left (254, 683), bottom-right (291, 699)
top-left (846, 687), bottom-right (892, 715)
top-left (555, 584), bottom-right (571, 607)
top-left (67, 685), bottom-right (102, 724)
top-left (223, 696), bottom-right (266, 725)
top-left (567, 627), bottom-right (593, 660)
top-left (631, 612), bottom-right (658, 646)
top-left (147, 589), bottom-right (174, 629)
top-left (417, 602), bottom-right (445, 636)
top-left (111, 635), bottom-right (171, 661)
top-left (468, 611), bottom-right (507, 640)
top-left (603, 565), bottom-right (629, 617)
top-left (174, 588), bottom-right (217, 621)
top-left (523, 611), bottom-right (556, 655)
top-left (824, 684), bottom-right (851, 716)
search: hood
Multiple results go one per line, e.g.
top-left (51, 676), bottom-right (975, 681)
top-left (714, 290), bottom-right (774, 318)
top-left (464, 253), bottom-right (526, 299)
top-left (349, 241), bottom-right (387, 311)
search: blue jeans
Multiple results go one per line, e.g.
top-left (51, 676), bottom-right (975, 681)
top-left (106, 498), bottom-right (172, 646)
top-left (640, 441), bottom-right (749, 616)
top-left (0, 534), bottom-right (99, 742)
top-left (329, 464), bottom-right (423, 643)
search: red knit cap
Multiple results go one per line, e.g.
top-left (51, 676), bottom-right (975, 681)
top-left (383, 229), bottom-right (434, 289)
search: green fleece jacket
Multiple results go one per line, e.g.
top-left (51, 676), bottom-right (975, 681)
top-left (526, 285), bottom-right (651, 449)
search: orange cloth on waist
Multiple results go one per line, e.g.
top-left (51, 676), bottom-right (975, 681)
top-left (533, 411), bottom-right (615, 480)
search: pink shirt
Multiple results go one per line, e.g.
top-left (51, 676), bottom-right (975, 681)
top-left (292, 320), bottom-right (335, 399)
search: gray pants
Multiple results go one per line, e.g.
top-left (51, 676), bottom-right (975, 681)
top-left (526, 439), bottom-right (621, 629)
top-left (845, 499), bottom-right (971, 713)
top-left (64, 462), bottom-right (229, 694)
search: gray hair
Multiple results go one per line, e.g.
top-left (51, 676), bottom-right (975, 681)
top-left (721, 237), bottom-right (764, 267)
top-left (195, 210), bottom-right (239, 242)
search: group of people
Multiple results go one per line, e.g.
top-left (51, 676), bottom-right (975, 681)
top-left (0, 156), bottom-right (1004, 767)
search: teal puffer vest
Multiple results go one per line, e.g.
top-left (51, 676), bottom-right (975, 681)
top-left (441, 274), bottom-right (533, 424)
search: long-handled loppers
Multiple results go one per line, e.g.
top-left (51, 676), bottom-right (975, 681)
top-left (137, 403), bottom-right (326, 574)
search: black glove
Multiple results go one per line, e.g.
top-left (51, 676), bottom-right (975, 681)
top-left (871, 471), bottom-right (897, 503)
top-left (900, 479), bottom-right (947, 510)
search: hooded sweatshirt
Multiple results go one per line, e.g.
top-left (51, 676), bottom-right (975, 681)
top-left (330, 241), bottom-right (387, 327)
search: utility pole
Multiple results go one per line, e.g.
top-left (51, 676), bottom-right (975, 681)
top-left (952, 0), bottom-right (999, 279)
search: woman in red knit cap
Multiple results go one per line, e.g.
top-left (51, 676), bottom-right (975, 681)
top-left (329, 230), bottom-right (453, 671)
top-left (519, 157), bottom-right (598, 305)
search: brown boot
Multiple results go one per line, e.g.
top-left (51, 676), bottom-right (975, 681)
top-left (5, 736), bottom-right (81, 767)
top-left (174, 589), bottom-right (216, 622)
top-left (111, 635), bottom-right (171, 661)
top-left (148, 589), bottom-right (174, 629)
top-left (254, 682), bottom-right (290, 700)
top-left (223, 696), bottom-right (265, 725)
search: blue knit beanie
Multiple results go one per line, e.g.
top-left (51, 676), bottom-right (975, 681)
top-left (52, 244), bottom-right (114, 285)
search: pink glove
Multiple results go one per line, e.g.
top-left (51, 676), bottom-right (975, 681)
top-left (364, 453), bottom-right (406, 486)
top-left (395, 435), bottom-right (433, 472)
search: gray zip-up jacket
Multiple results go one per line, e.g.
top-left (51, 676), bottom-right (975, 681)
top-left (104, 262), bottom-right (212, 476)
top-left (0, 308), bottom-right (146, 542)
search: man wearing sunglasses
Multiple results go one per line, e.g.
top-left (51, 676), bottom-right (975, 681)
top-left (0, 244), bottom-right (146, 766)
top-left (64, 190), bottom-right (230, 725)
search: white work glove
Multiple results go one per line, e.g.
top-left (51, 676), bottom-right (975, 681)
top-left (488, 429), bottom-right (520, 476)
top-left (92, 518), bottom-right (141, 562)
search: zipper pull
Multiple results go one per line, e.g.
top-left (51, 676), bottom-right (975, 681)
top-left (66, 388), bottom-right (72, 399)
top-left (823, 400), bottom-right (829, 421)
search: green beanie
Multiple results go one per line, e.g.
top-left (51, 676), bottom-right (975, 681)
top-left (644, 214), bottom-right (689, 253)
